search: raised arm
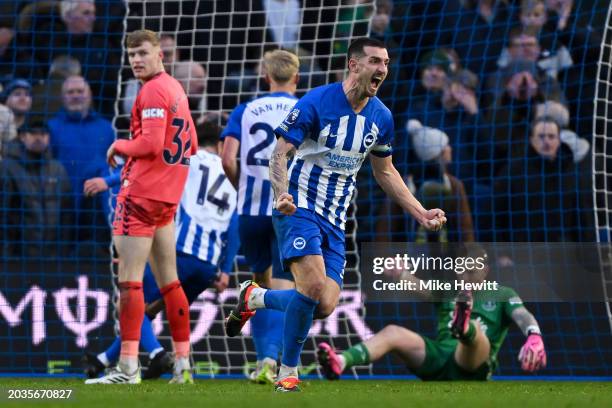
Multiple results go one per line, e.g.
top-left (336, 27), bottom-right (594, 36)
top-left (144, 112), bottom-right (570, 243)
top-left (370, 154), bottom-right (446, 231)
top-left (269, 136), bottom-right (297, 215)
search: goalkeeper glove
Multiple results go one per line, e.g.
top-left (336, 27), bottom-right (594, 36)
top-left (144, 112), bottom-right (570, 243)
top-left (518, 333), bottom-right (547, 372)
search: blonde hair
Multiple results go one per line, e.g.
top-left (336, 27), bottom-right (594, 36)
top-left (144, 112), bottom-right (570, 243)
top-left (126, 29), bottom-right (160, 49)
top-left (262, 49), bottom-right (300, 84)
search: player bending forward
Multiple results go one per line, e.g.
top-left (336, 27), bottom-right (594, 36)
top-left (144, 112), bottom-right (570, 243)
top-left (221, 49), bottom-right (299, 384)
top-left (225, 38), bottom-right (446, 392)
top-left (102, 30), bottom-right (198, 383)
top-left (318, 251), bottom-right (547, 381)
top-left (85, 121), bottom-right (238, 383)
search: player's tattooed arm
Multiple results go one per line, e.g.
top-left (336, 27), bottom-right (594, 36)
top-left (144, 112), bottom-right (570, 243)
top-left (511, 307), bottom-right (541, 337)
top-left (270, 137), bottom-right (297, 215)
top-left (370, 155), bottom-right (446, 231)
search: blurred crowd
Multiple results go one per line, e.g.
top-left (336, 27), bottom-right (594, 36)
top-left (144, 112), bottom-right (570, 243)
top-left (0, 0), bottom-right (607, 259)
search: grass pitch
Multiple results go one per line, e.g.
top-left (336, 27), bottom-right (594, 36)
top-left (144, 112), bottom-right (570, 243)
top-left (1, 379), bottom-right (610, 408)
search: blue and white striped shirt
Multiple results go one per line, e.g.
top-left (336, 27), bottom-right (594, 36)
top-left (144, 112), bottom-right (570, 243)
top-left (221, 92), bottom-right (298, 216)
top-left (175, 149), bottom-right (238, 270)
top-left (275, 83), bottom-right (394, 230)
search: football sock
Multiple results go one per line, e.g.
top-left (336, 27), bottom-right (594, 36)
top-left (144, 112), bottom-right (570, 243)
top-left (278, 364), bottom-right (298, 380)
top-left (250, 308), bottom-right (270, 361)
top-left (160, 280), bottom-right (190, 358)
top-left (101, 316), bottom-right (162, 365)
top-left (281, 291), bottom-right (318, 368)
top-left (118, 281), bottom-right (144, 371)
top-left (342, 343), bottom-right (370, 369)
top-left (140, 315), bottom-right (163, 355)
top-left (264, 309), bottom-right (284, 360)
top-left (459, 321), bottom-right (477, 345)
top-left (263, 289), bottom-right (295, 311)
top-left (118, 281), bottom-right (144, 342)
top-left (119, 341), bottom-right (139, 374)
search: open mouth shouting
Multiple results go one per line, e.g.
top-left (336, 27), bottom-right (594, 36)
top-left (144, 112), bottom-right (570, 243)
top-left (369, 74), bottom-right (385, 94)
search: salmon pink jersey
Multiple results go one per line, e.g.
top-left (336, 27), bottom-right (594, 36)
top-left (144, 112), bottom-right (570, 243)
top-left (114, 71), bottom-right (198, 204)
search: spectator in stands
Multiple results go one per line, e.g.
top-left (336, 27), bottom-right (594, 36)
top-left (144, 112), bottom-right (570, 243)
top-left (1, 78), bottom-right (32, 130)
top-left (396, 49), bottom-right (457, 177)
top-left (483, 60), bottom-right (566, 175)
top-left (381, 120), bottom-right (475, 243)
top-left (263, 0), bottom-right (301, 50)
top-left (174, 60), bottom-right (208, 112)
top-left (494, 116), bottom-right (584, 242)
top-left (17, 0), bottom-right (122, 118)
top-left (31, 55), bottom-right (82, 122)
top-left (440, 0), bottom-right (517, 76)
top-left (0, 103), bottom-right (16, 157)
top-left (368, 0), bottom-right (402, 109)
top-left (47, 75), bottom-right (116, 254)
top-left (534, 100), bottom-right (589, 163)
top-left (0, 119), bottom-right (73, 258)
top-left (543, 0), bottom-right (603, 136)
top-left (497, 23), bottom-right (572, 80)
top-left (0, 25), bottom-right (35, 80)
top-left (122, 34), bottom-right (179, 114)
top-left (408, 68), bottom-right (481, 183)
top-left (418, 49), bottom-right (456, 95)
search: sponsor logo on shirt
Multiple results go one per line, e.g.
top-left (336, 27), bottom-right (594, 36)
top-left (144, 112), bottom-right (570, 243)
top-left (142, 108), bottom-right (165, 119)
top-left (324, 152), bottom-right (362, 171)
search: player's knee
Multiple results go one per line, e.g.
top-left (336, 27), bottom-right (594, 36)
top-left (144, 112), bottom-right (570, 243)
top-left (300, 276), bottom-right (326, 300)
top-left (314, 300), bottom-right (336, 319)
top-left (382, 324), bottom-right (408, 342)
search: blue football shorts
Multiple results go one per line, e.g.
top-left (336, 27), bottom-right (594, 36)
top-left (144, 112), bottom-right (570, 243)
top-left (272, 207), bottom-right (346, 288)
top-left (238, 214), bottom-right (292, 281)
top-left (143, 251), bottom-right (218, 304)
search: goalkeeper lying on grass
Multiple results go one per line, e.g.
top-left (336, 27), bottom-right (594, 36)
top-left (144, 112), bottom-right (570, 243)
top-left (318, 248), bottom-right (547, 381)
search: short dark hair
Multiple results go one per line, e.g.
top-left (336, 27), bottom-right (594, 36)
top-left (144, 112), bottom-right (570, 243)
top-left (347, 37), bottom-right (387, 61)
top-left (196, 120), bottom-right (221, 147)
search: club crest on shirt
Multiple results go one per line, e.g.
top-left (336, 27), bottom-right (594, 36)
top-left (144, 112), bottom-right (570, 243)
top-left (170, 94), bottom-right (187, 113)
top-left (482, 301), bottom-right (497, 312)
top-left (293, 237), bottom-right (306, 250)
top-left (363, 131), bottom-right (376, 149)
